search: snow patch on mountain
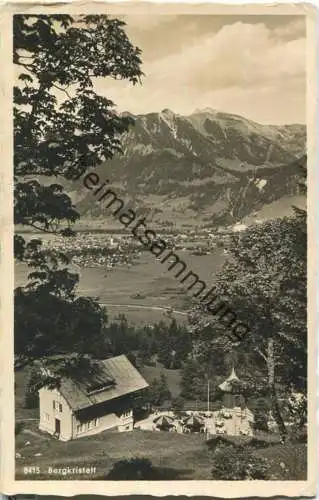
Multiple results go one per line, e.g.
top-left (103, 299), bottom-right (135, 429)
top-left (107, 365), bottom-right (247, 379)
top-left (160, 109), bottom-right (178, 139)
top-left (132, 144), bottom-right (155, 155)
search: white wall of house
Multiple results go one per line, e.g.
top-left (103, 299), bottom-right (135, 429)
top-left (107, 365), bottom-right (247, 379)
top-left (73, 409), bottom-right (133, 439)
top-left (117, 410), bottom-right (134, 432)
top-left (39, 387), bottom-right (135, 441)
top-left (73, 412), bottom-right (118, 439)
top-left (38, 387), bottom-right (73, 441)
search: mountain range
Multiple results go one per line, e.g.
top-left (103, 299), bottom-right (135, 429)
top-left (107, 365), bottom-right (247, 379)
top-left (71, 108), bottom-right (306, 227)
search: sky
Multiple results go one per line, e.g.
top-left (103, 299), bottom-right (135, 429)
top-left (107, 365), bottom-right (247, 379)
top-left (94, 15), bottom-right (306, 125)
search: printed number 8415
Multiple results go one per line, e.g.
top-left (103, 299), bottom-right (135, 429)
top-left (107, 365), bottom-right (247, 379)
top-left (23, 467), bottom-right (40, 474)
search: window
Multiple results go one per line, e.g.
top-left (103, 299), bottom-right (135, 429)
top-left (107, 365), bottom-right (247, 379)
top-left (77, 423), bottom-right (86, 434)
top-left (78, 418), bottom-right (99, 433)
top-left (88, 418), bottom-right (99, 429)
top-left (53, 400), bottom-right (63, 411)
top-left (45, 413), bottom-right (50, 421)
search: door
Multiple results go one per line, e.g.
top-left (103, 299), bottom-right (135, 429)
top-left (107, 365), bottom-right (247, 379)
top-left (55, 418), bottom-right (61, 435)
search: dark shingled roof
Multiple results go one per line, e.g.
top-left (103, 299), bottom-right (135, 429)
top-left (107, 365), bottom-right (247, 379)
top-left (57, 355), bottom-right (149, 411)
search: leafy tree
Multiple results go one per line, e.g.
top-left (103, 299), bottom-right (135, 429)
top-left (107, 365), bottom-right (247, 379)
top-left (24, 360), bottom-right (66, 407)
top-left (14, 246), bottom-right (109, 362)
top-left (189, 215), bottom-right (306, 441)
top-left (14, 15), bottom-right (142, 364)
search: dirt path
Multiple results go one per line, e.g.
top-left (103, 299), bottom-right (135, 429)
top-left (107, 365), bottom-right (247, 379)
top-left (22, 428), bottom-right (42, 438)
top-left (99, 302), bottom-right (187, 316)
top-left (16, 418), bottom-right (38, 422)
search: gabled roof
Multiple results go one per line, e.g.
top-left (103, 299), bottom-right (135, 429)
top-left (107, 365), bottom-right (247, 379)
top-left (218, 367), bottom-right (241, 392)
top-left (52, 355), bottom-right (148, 411)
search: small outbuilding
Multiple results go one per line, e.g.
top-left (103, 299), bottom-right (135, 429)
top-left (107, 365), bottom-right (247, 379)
top-left (207, 368), bottom-right (254, 437)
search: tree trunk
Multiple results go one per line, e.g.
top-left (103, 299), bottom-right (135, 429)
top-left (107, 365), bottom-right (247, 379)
top-left (267, 337), bottom-right (287, 442)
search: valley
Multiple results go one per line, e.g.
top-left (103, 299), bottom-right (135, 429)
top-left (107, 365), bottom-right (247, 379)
top-left (15, 230), bottom-right (229, 325)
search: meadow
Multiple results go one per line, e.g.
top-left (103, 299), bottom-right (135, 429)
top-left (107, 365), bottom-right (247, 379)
top-left (15, 234), bottom-right (227, 324)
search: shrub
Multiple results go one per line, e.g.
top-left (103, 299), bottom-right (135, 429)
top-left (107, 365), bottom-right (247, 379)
top-left (15, 422), bottom-right (24, 436)
top-left (247, 437), bottom-right (271, 449)
top-left (211, 443), bottom-right (270, 480)
top-left (107, 457), bottom-right (155, 480)
top-left (287, 392), bottom-right (307, 429)
top-left (250, 397), bottom-right (270, 432)
top-left (290, 426), bottom-right (307, 444)
top-left (254, 410), bottom-right (269, 432)
top-left (207, 435), bottom-right (248, 451)
top-left (256, 443), bottom-right (307, 480)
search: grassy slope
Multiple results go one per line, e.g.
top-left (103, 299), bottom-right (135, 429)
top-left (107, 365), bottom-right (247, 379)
top-left (15, 424), bottom-right (307, 481)
top-left (15, 427), bottom-right (211, 480)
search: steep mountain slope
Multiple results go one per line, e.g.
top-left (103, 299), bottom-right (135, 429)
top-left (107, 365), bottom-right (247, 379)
top-left (73, 109), bottom-right (306, 225)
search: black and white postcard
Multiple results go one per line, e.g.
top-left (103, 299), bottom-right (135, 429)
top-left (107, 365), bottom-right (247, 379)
top-left (0, 2), bottom-right (317, 496)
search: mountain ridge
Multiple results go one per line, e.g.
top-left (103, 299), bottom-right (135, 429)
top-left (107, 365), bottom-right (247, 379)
top-left (71, 108), bottom-right (306, 226)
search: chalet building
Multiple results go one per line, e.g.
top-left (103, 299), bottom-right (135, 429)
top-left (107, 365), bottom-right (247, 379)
top-left (206, 368), bottom-right (254, 437)
top-left (38, 354), bottom-right (148, 441)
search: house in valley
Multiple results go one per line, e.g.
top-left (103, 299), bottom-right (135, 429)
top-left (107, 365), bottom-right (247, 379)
top-left (38, 354), bottom-right (148, 441)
